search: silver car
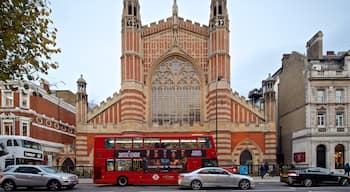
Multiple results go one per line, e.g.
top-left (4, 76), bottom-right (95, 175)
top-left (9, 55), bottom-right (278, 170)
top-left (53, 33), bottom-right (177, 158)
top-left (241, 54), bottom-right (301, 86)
top-left (0, 165), bottom-right (78, 191)
top-left (178, 167), bottom-right (255, 190)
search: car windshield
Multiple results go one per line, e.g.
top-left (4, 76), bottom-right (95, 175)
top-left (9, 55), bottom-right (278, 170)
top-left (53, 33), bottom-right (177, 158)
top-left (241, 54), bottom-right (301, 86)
top-left (40, 166), bottom-right (58, 174)
top-left (1, 166), bottom-right (14, 172)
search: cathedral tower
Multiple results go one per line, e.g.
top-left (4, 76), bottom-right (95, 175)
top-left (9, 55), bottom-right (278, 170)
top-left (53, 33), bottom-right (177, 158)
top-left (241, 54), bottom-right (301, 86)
top-left (120, 0), bottom-right (145, 123)
top-left (208, 0), bottom-right (232, 164)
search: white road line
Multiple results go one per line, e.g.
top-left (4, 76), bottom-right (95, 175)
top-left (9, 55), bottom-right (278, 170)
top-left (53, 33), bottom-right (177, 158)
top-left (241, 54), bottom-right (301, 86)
top-left (236, 188), bottom-right (296, 192)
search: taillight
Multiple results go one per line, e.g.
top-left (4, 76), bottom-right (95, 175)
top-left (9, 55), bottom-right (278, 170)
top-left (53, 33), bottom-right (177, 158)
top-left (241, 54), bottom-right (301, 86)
top-left (288, 172), bottom-right (299, 177)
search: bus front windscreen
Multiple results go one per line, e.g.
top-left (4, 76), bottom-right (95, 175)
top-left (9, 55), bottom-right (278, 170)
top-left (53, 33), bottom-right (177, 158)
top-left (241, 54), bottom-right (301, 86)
top-left (22, 140), bottom-right (42, 150)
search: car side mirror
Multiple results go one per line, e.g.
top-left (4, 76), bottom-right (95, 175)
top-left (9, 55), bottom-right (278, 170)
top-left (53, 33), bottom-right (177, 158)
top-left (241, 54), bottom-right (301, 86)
top-left (38, 172), bottom-right (45, 176)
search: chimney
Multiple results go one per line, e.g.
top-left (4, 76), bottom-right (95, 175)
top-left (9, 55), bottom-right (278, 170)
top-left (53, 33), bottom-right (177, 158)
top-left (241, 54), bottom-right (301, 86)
top-left (326, 51), bottom-right (335, 56)
top-left (40, 79), bottom-right (50, 92)
top-left (306, 31), bottom-right (323, 60)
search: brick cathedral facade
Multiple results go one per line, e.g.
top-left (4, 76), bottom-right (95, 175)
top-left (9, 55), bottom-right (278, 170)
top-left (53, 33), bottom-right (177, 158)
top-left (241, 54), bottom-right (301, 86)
top-left (75, 0), bottom-right (277, 166)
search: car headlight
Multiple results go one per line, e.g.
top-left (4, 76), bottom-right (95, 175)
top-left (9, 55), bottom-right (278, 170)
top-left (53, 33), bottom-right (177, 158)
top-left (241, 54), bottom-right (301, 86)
top-left (61, 176), bottom-right (69, 180)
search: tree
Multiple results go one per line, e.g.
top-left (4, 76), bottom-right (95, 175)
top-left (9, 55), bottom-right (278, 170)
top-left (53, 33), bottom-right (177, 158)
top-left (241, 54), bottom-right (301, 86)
top-left (0, 0), bottom-right (60, 82)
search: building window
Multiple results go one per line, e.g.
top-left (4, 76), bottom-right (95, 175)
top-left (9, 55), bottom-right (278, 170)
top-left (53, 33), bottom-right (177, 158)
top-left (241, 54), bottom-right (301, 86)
top-left (2, 120), bottom-right (14, 135)
top-left (20, 120), bottom-right (30, 136)
top-left (335, 89), bottom-right (344, 103)
top-left (317, 112), bottom-right (326, 127)
top-left (334, 144), bottom-right (344, 169)
top-left (336, 112), bottom-right (344, 127)
top-left (20, 89), bottom-right (30, 108)
top-left (1, 90), bottom-right (14, 107)
top-left (151, 57), bottom-right (201, 126)
top-left (316, 89), bottom-right (325, 103)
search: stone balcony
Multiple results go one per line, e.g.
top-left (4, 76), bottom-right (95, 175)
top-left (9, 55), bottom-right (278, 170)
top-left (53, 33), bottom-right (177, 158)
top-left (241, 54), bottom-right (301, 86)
top-left (310, 70), bottom-right (349, 79)
top-left (292, 127), bottom-right (350, 139)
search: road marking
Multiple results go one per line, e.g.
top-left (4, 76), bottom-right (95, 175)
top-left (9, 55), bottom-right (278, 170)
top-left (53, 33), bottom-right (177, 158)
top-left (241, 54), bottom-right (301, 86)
top-left (236, 188), bottom-right (295, 192)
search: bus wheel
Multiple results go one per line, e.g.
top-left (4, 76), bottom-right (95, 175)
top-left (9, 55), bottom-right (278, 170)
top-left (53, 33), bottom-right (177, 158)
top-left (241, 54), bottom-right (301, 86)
top-left (2, 179), bottom-right (16, 192)
top-left (117, 176), bottom-right (128, 186)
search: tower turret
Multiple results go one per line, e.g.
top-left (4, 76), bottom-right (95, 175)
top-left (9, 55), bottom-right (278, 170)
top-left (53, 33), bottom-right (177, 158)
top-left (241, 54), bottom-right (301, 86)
top-left (262, 73), bottom-right (276, 122)
top-left (76, 75), bottom-right (88, 123)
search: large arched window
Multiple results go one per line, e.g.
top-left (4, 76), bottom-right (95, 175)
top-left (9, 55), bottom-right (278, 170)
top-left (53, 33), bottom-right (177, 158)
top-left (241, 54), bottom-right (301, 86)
top-left (316, 144), bottom-right (326, 168)
top-left (152, 57), bottom-right (200, 126)
top-left (335, 144), bottom-right (344, 169)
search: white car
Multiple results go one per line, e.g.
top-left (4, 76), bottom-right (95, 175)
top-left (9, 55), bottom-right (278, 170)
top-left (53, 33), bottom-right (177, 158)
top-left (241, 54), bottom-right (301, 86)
top-left (0, 165), bottom-right (78, 191)
top-left (178, 167), bottom-right (254, 190)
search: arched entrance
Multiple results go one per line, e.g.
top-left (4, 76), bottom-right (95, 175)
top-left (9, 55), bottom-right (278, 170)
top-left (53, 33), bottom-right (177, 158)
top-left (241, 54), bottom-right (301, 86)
top-left (62, 158), bottom-right (75, 172)
top-left (316, 144), bottom-right (326, 168)
top-left (232, 139), bottom-right (263, 165)
top-left (335, 144), bottom-right (345, 169)
top-left (240, 150), bottom-right (253, 165)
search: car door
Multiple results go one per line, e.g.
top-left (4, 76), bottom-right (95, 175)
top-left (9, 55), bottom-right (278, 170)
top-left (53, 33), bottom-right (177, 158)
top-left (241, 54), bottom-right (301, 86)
top-left (13, 166), bottom-right (46, 187)
top-left (13, 167), bottom-right (40, 187)
top-left (197, 169), bottom-right (216, 187)
top-left (27, 167), bottom-right (48, 187)
top-left (213, 168), bottom-right (234, 187)
top-left (320, 169), bottom-right (340, 184)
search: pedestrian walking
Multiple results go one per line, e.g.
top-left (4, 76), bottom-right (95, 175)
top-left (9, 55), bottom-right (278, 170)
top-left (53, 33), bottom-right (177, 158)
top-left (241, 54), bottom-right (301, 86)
top-left (260, 164), bottom-right (265, 179)
top-left (344, 162), bottom-right (350, 176)
top-left (264, 162), bottom-right (269, 177)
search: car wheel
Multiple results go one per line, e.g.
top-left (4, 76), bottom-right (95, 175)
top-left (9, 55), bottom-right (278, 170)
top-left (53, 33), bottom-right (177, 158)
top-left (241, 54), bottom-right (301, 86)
top-left (239, 179), bottom-right (251, 190)
top-left (303, 178), bottom-right (313, 187)
top-left (117, 176), bottom-right (128, 186)
top-left (66, 184), bottom-right (75, 189)
top-left (47, 180), bottom-right (61, 191)
top-left (191, 180), bottom-right (202, 190)
top-left (340, 178), bottom-right (349, 186)
top-left (2, 180), bottom-right (16, 192)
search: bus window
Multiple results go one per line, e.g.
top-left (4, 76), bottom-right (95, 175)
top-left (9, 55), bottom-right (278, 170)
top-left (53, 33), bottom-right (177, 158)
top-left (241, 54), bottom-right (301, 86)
top-left (180, 139), bottom-right (197, 149)
top-left (202, 158), bottom-right (218, 167)
top-left (133, 159), bottom-right (143, 171)
top-left (143, 138), bottom-right (160, 148)
top-left (133, 138), bottom-right (143, 149)
top-left (13, 140), bottom-right (19, 146)
top-left (161, 139), bottom-right (179, 149)
top-left (115, 159), bottom-right (132, 171)
top-left (106, 159), bottom-right (114, 171)
top-left (116, 138), bottom-right (132, 149)
top-left (6, 140), bottom-right (12, 147)
top-left (105, 138), bottom-right (115, 149)
top-left (198, 137), bottom-right (211, 149)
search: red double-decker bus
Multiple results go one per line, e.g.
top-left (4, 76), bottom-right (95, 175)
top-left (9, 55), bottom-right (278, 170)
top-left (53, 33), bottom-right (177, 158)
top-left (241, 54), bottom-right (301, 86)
top-left (93, 134), bottom-right (217, 185)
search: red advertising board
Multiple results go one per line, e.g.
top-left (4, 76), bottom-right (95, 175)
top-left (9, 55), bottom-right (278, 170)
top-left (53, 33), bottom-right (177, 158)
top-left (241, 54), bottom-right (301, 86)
top-left (294, 152), bottom-right (305, 163)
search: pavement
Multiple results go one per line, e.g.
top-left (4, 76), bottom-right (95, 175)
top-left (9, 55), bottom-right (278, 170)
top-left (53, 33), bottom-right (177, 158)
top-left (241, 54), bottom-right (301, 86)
top-left (78, 176), bottom-right (281, 184)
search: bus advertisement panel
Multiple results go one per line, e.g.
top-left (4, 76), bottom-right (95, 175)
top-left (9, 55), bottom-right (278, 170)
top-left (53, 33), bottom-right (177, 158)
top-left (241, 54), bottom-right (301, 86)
top-left (94, 135), bottom-right (217, 185)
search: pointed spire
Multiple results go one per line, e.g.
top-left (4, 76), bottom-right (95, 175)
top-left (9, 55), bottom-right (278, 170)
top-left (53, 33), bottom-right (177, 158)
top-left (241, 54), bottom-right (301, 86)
top-left (172, 0), bottom-right (179, 47)
top-left (172, 0), bottom-right (178, 16)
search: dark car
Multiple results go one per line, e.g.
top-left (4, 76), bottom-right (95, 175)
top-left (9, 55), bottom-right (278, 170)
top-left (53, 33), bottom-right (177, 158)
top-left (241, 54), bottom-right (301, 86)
top-left (287, 167), bottom-right (350, 187)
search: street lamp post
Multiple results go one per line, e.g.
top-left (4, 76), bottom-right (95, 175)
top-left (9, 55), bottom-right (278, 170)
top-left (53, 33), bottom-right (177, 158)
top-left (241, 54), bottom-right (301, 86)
top-left (215, 76), bottom-right (223, 151)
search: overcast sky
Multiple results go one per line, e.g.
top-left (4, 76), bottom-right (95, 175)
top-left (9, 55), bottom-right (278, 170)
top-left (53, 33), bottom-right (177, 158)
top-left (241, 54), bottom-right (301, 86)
top-left (48, 0), bottom-right (350, 104)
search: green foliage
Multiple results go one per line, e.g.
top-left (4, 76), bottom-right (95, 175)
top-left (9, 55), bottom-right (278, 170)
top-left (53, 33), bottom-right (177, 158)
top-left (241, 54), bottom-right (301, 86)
top-left (0, 0), bottom-right (60, 82)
